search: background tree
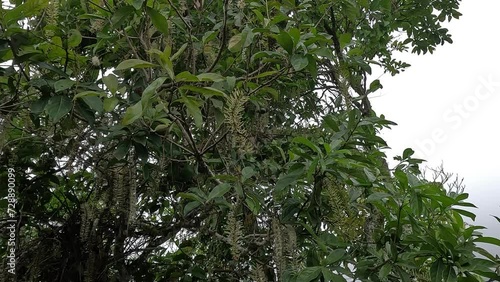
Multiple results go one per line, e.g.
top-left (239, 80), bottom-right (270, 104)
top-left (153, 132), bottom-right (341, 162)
top-left (1, 0), bottom-right (499, 281)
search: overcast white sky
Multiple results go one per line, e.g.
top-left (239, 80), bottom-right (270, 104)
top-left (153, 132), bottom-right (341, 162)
top-left (371, 0), bottom-right (500, 254)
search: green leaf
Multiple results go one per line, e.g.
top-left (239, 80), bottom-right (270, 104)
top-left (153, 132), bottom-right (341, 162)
top-left (111, 6), bottom-right (135, 26)
top-left (293, 136), bottom-right (321, 154)
top-left (197, 73), bottom-right (225, 82)
top-left (175, 71), bottom-right (199, 82)
top-left (207, 183), bottom-right (231, 201)
top-left (452, 209), bottom-right (476, 221)
top-left (127, 0), bottom-right (144, 10)
top-left (442, 265), bottom-right (457, 282)
top-left (103, 74), bottom-right (119, 94)
top-left (116, 59), bottom-right (156, 70)
top-left (122, 101), bottom-right (143, 125)
top-left (54, 79), bottom-right (75, 92)
top-left (275, 164), bottom-right (305, 193)
top-left (179, 95), bottom-right (203, 127)
top-left (67, 29), bottom-right (82, 47)
top-left (291, 54), bottom-right (309, 71)
top-left (276, 31), bottom-right (294, 54)
top-left (103, 97), bottom-right (119, 112)
top-left (492, 215), bottom-right (500, 223)
top-left (338, 33), bottom-right (352, 49)
top-left (180, 85), bottom-right (225, 96)
top-left (322, 268), bottom-right (347, 282)
top-left (171, 43), bottom-right (188, 61)
top-left (474, 236), bottom-right (500, 247)
top-left (74, 91), bottom-right (105, 99)
top-left (430, 259), bottom-right (446, 282)
top-left (82, 96), bottom-right (103, 113)
top-left (3, 0), bottom-right (49, 24)
top-left (141, 77), bottom-right (167, 106)
top-left (379, 264), bottom-right (392, 280)
top-left (184, 201), bottom-right (201, 216)
top-left (296, 267), bottom-right (322, 282)
top-left (245, 195), bottom-right (261, 215)
top-left (241, 166), bottom-right (255, 182)
top-left (114, 140), bottom-right (130, 160)
top-left (146, 7), bottom-right (169, 35)
top-left (45, 96), bottom-right (72, 122)
top-left (324, 249), bottom-right (345, 265)
top-left (228, 33), bottom-right (244, 52)
top-left (191, 266), bottom-right (206, 279)
top-left (366, 192), bottom-right (391, 203)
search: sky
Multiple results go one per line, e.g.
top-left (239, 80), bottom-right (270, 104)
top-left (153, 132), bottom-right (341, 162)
top-left (371, 0), bottom-right (500, 254)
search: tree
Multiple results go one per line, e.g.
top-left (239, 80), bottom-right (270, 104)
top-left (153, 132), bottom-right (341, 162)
top-left (1, 0), bottom-right (499, 281)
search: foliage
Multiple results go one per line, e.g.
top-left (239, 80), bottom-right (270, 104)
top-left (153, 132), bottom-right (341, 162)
top-left (1, 0), bottom-right (499, 281)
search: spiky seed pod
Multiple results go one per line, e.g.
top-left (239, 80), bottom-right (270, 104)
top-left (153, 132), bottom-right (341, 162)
top-left (44, 0), bottom-right (59, 37)
top-left (128, 164), bottom-right (137, 227)
top-left (251, 263), bottom-right (267, 282)
top-left (285, 224), bottom-right (299, 269)
top-left (225, 208), bottom-right (243, 260)
top-left (224, 89), bottom-right (253, 154)
top-left (272, 218), bottom-right (285, 278)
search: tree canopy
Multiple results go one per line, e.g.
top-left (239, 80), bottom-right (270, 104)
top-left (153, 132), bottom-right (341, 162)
top-left (1, 0), bottom-right (499, 281)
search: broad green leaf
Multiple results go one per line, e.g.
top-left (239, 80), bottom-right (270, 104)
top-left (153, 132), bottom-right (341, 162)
top-left (179, 85), bottom-right (225, 96)
top-left (292, 136), bottom-right (321, 154)
top-left (176, 71), bottom-right (199, 82)
top-left (31, 97), bottom-right (49, 114)
top-left (207, 183), bottom-right (231, 201)
top-left (141, 77), bottom-right (167, 105)
top-left (178, 192), bottom-right (204, 203)
top-left (379, 264), bottom-right (392, 280)
top-left (324, 249), bottom-right (345, 265)
top-left (275, 164), bottom-right (305, 193)
top-left (291, 54), bottom-right (309, 71)
top-left (67, 29), bottom-right (82, 47)
top-left (45, 96), bottom-right (72, 122)
top-left (289, 28), bottom-right (301, 46)
top-left (430, 259), bottom-right (445, 282)
top-left (228, 33), bottom-right (244, 52)
top-left (366, 192), bottom-right (391, 203)
top-left (122, 101), bottom-right (143, 125)
top-left (146, 7), bottom-right (169, 35)
top-left (127, 0), bottom-right (144, 10)
top-left (111, 6), bottom-right (135, 26)
top-left (474, 236), bottom-right (500, 247)
top-left (184, 201), bottom-right (201, 216)
top-left (4, 0), bottom-right (49, 24)
top-left (321, 268), bottom-right (347, 282)
top-left (452, 209), bottom-right (476, 221)
top-left (228, 27), bottom-right (254, 53)
top-left (54, 79), bottom-right (75, 92)
top-left (73, 91), bottom-right (106, 100)
top-left (197, 73), bottom-right (225, 82)
top-left (114, 140), bottom-right (130, 159)
top-left (103, 97), bottom-right (119, 112)
top-left (179, 96), bottom-right (203, 127)
top-left (116, 59), bottom-right (156, 70)
top-left (171, 43), bottom-right (188, 61)
top-left (103, 74), bottom-right (119, 94)
top-left (245, 195), bottom-right (261, 215)
top-left (241, 166), bottom-right (255, 182)
top-left (276, 31), bottom-right (294, 54)
top-left (82, 96), bottom-right (103, 113)
top-left (442, 265), bottom-right (457, 282)
top-left (296, 267), bottom-right (322, 282)
top-left (457, 276), bottom-right (480, 282)
top-left (338, 33), bottom-right (352, 49)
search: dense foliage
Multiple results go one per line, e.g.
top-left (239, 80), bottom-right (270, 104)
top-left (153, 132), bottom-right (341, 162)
top-left (1, 0), bottom-right (499, 281)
